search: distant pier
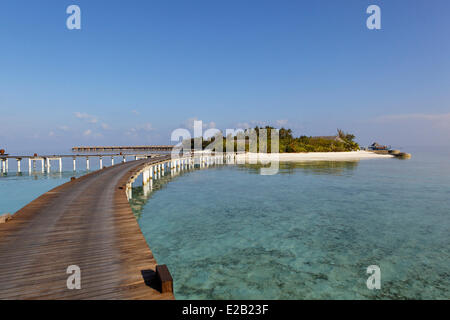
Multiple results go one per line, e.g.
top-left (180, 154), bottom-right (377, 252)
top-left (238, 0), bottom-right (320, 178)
top-left (72, 145), bottom-right (174, 152)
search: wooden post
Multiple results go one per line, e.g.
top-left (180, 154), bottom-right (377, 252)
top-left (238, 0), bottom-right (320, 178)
top-left (143, 181), bottom-right (150, 196)
top-left (86, 157), bottom-right (90, 171)
top-left (156, 265), bottom-right (173, 293)
top-left (111, 156), bottom-right (114, 166)
top-left (126, 183), bottom-right (132, 199)
top-left (73, 158), bottom-right (76, 171)
top-left (142, 170), bottom-right (148, 186)
top-left (0, 213), bottom-right (12, 224)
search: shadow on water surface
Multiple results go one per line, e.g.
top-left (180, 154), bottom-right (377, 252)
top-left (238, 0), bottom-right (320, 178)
top-left (129, 168), bottom-right (194, 220)
top-left (238, 160), bottom-right (359, 176)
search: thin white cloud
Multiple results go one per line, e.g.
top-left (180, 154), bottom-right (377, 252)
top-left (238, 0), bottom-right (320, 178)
top-left (275, 119), bottom-right (288, 127)
top-left (83, 129), bottom-right (103, 138)
top-left (235, 122), bottom-right (251, 129)
top-left (207, 121), bottom-right (216, 129)
top-left (375, 113), bottom-right (450, 130)
top-left (58, 125), bottom-right (70, 131)
top-left (376, 113), bottom-right (450, 122)
top-left (141, 123), bottom-right (154, 131)
top-left (126, 122), bottom-right (155, 137)
top-left (234, 120), bottom-right (268, 129)
top-left (183, 117), bottom-right (216, 130)
top-left (74, 112), bottom-right (98, 124)
top-left (74, 112), bottom-right (110, 133)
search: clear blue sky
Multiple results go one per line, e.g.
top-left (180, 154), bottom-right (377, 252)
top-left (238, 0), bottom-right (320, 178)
top-left (0, 0), bottom-right (449, 153)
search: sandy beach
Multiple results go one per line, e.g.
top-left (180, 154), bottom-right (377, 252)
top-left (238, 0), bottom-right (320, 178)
top-left (235, 151), bottom-right (394, 162)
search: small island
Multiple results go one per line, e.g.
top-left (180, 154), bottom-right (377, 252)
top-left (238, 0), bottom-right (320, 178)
top-left (184, 127), bottom-right (410, 160)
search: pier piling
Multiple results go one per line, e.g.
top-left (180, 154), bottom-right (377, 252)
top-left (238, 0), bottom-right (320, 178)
top-left (156, 265), bottom-right (174, 293)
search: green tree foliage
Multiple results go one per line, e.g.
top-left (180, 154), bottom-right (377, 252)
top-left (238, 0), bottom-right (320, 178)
top-left (278, 128), bottom-right (359, 153)
top-left (186, 128), bottom-right (359, 153)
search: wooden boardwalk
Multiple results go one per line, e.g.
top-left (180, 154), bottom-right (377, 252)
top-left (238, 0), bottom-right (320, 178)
top-left (0, 155), bottom-right (174, 300)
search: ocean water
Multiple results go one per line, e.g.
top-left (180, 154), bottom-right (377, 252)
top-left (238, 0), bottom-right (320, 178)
top-left (130, 148), bottom-right (450, 299)
top-left (0, 170), bottom-right (90, 214)
top-left (1, 149), bottom-right (449, 299)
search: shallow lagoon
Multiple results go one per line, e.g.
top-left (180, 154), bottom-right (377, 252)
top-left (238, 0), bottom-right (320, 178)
top-left (131, 149), bottom-right (450, 299)
top-left (1, 149), bottom-right (449, 299)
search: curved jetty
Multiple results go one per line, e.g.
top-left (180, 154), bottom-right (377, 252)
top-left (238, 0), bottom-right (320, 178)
top-left (0, 155), bottom-right (175, 300)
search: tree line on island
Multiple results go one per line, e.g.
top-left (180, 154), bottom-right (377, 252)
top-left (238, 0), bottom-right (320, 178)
top-left (184, 127), bottom-right (359, 153)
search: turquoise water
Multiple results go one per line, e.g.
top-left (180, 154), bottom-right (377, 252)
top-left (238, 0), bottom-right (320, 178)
top-left (0, 170), bottom-right (89, 214)
top-left (131, 148), bottom-right (450, 299)
top-left (1, 149), bottom-right (449, 299)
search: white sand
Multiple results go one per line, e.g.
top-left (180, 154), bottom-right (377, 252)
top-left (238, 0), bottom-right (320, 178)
top-left (235, 151), bottom-right (394, 162)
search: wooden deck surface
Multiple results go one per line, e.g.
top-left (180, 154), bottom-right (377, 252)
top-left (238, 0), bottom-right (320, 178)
top-left (0, 156), bottom-right (174, 300)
